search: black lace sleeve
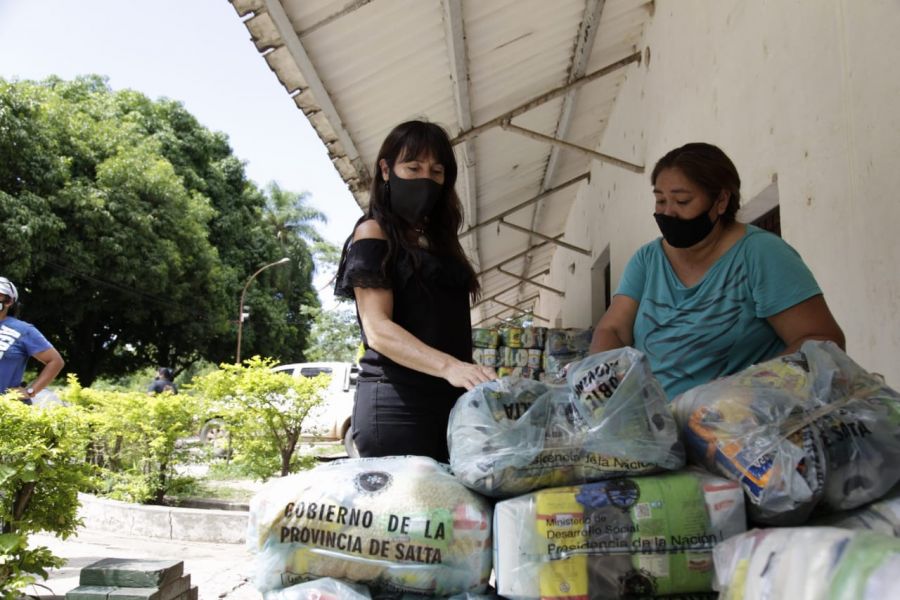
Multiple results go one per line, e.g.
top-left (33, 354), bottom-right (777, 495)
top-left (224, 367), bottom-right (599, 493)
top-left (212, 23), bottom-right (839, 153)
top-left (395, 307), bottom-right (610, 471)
top-left (334, 239), bottom-right (392, 300)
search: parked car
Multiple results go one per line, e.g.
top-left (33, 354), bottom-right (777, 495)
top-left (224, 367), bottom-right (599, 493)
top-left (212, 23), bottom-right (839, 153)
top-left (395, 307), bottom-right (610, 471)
top-left (200, 361), bottom-right (359, 457)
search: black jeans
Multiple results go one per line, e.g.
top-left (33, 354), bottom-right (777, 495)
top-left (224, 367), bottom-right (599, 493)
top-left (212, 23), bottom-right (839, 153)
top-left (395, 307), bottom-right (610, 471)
top-left (352, 380), bottom-right (457, 463)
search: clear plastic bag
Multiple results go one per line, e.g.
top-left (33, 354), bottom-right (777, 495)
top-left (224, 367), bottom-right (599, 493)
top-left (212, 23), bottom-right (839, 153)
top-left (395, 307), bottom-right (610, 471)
top-left (494, 470), bottom-right (746, 599)
top-left (811, 483), bottom-right (900, 536)
top-left (248, 456), bottom-right (493, 595)
top-left (448, 347), bottom-right (685, 498)
top-left (264, 578), bottom-right (372, 600)
top-left (672, 341), bottom-right (900, 525)
top-left (713, 527), bottom-right (900, 600)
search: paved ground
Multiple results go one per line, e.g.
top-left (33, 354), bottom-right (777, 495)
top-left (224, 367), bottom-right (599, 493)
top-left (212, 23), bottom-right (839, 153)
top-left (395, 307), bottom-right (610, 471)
top-left (28, 529), bottom-right (260, 600)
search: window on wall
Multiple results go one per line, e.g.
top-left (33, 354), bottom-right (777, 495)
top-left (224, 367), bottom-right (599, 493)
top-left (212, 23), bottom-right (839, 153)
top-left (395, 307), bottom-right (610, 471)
top-left (591, 246), bottom-right (611, 325)
top-left (739, 180), bottom-right (781, 238)
top-left (752, 205), bottom-right (781, 236)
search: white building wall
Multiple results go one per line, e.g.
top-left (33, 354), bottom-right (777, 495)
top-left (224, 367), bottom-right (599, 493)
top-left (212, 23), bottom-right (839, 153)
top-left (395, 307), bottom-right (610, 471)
top-left (542, 0), bottom-right (900, 384)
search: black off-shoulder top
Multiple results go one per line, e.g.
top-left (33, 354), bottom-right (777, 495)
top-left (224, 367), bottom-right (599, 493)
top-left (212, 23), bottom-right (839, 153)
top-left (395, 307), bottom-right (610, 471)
top-left (335, 238), bottom-right (473, 395)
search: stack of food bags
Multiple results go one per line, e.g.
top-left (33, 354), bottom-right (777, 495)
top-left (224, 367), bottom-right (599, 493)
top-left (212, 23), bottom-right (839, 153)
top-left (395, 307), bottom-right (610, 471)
top-left (494, 471), bottom-right (746, 599)
top-left (448, 347), bottom-right (685, 498)
top-left (543, 328), bottom-right (593, 380)
top-left (713, 527), bottom-right (900, 599)
top-left (248, 456), bottom-right (492, 596)
top-left (672, 341), bottom-right (900, 524)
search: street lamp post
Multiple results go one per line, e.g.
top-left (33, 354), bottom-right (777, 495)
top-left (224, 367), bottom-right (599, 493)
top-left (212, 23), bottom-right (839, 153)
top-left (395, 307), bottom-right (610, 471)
top-left (235, 257), bottom-right (291, 364)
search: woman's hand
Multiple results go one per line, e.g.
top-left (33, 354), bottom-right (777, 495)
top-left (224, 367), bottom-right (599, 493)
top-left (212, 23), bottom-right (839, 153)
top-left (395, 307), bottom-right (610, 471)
top-left (445, 361), bottom-right (497, 390)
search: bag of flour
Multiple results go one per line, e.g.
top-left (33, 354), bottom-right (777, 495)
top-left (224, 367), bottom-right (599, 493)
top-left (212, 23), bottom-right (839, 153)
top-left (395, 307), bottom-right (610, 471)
top-left (248, 456), bottom-right (492, 595)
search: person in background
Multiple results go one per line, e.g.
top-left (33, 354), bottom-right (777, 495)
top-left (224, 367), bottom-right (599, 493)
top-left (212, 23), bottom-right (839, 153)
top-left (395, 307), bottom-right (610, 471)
top-left (334, 120), bottom-right (496, 462)
top-left (590, 143), bottom-right (844, 399)
top-left (0, 276), bottom-right (65, 405)
top-left (148, 367), bottom-right (178, 394)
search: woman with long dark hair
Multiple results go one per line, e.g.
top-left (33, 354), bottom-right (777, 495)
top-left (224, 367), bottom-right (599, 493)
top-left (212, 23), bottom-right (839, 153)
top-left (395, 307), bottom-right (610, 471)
top-left (334, 120), bottom-right (496, 462)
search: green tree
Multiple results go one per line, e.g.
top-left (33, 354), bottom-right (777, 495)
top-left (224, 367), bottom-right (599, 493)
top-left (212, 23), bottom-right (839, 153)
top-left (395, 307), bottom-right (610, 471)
top-left (190, 357), bottom-right (329, 478)
top-left (0, 76), bottom-right (322, 383)
top-left (302, 304), bottom-right (360, 363)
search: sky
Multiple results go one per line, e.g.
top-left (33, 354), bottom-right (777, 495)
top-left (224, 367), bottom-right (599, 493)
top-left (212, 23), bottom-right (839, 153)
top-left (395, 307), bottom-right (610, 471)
top-left (0, 0), bottom-right (363, 305)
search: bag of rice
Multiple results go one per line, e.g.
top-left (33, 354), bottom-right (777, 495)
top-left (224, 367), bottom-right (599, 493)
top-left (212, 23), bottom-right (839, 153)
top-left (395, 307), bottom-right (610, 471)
top-left (494, 471), bottom-right (746, 599)
top-left (713, 527), bottom-right (900, 600)
top-left (248, 456), bottom-right (492, 595)
top-left (448, 348), bottom-right (684, 498)
top-left (672, 341), bottom-right (900, 525)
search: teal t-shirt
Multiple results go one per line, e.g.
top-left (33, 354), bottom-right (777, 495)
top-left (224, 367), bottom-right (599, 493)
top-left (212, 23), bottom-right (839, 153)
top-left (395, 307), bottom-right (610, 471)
top-left (617, 225), bottom-right (822, 399)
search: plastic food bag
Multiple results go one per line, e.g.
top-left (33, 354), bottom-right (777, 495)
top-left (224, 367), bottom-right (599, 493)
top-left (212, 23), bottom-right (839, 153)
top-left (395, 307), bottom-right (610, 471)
top-left (811, 484), bottom-right (900, 536)
top-left (494, 471), bottom-right (746, 599)
top-left (264, 578), bottom-right (371, 600)
top-left (713, 527), bottom-right (900, 600)
top-left (672, 341), bottom-right (900, 525)
top-left (472, 329), bottom-right (499, 349)
top-left (448, 348), bottom-right (684, 498)
top-left (248, 456), bottom-right (492, 595)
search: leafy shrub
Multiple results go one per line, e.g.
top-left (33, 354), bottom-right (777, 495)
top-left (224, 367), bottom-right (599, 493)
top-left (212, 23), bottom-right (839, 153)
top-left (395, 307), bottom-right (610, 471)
top-left (0, 394), bottom-right (92, 599)
top-left (190, 357), bottom-right (329, 479)
top-left (60, 375), bottom-right (199, 503)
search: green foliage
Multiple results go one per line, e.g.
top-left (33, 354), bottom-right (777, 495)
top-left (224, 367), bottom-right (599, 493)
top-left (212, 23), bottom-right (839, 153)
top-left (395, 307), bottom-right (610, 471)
top-left (0, 395), bottom-right (91, 599)
top-left (190, 357), bottom-right (329, 478)
top-left (60, 375), bottom-right (199, 503)
top-left (0, 76), bottom-right (323, 384)
top-left (301, 304), bottom-right (361, 363)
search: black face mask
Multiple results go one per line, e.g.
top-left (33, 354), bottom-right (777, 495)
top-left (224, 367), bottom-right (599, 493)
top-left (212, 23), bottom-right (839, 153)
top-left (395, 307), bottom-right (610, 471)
top-left (654, 209), bottom-right (719, 248)
top-left (387, 170), bottom-right (442, 226)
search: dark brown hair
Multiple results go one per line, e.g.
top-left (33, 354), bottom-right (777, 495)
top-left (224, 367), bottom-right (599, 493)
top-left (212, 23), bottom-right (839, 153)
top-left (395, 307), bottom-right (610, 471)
top-left (341, 120), bottom-right (479, 300)
top-left (651, 142), bottom-right (742, 223)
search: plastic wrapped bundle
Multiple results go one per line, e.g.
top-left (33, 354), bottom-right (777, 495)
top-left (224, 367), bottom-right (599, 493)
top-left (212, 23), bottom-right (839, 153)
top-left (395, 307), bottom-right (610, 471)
top-left (472, 348), bottom-right (498, 368)
top-left (812, 484), bottom-right (900, 536)
top-left (713, 527), bottom-right (900, 600)
top-left (264, 578), bottom-right (371, 600)
top-left (520, 327), bottom-right (546, 350)
top-left (448, 348), bottom-right (684, 498)
top-left (543, 328), bottom-right (593, 380)
top-left (248, 456), bottom-right (493, 595)
top-left (496, 367), bottom-right (541, 380)
top-left (672, 341), bottom-right (900, 525)
top-left (472, 328), bottom-right (499, 349)
top-left (494, 471), bottom-right (746, 599)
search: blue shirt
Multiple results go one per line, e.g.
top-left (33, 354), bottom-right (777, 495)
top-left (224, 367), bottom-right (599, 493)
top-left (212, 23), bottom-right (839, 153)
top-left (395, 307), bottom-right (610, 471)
top-left (0, 316), bottom-right (53, 393)
top-left (617, 225), bottom-right (822, 399)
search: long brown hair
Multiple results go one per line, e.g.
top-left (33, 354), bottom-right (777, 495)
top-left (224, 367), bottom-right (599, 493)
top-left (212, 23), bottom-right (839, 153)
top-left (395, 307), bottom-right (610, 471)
top-left (341, 120), bottom-right (480, 300)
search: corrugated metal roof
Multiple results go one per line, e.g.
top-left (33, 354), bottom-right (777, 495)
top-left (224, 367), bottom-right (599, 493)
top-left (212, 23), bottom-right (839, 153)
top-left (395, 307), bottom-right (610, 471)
top-left (231, 0), bottom-right (653, 325)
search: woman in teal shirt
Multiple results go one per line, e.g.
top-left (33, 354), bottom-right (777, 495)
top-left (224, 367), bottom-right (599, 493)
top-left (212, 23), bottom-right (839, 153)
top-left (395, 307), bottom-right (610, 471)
top-left (590, 143), bottom-right (845, 399)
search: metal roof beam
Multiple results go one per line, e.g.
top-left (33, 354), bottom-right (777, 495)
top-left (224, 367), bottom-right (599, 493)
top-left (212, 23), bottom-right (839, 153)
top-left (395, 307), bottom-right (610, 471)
top-left (472, 295), bottom-right (543, 327)
top-left (499, 220), bottom-right (592, 256)
top-left (501, 121), bottom-right (644, 173)
top-left (460, 171), bottom-right (589, 237)
top-left (441, 0), bottom-right (481, 273)
top-left (472, 270), bottom-right (551, 308)
top-left (476, 236), bottom-right (562, 277)
top-left (263, 0), bottom-right (371, 187)
top-left (497, 267), bottom-right (565, 296)
top-left (450, 50), bottom-right (642, 145)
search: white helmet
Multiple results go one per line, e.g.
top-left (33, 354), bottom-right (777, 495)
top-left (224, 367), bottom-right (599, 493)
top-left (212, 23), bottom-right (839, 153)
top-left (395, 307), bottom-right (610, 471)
top-left (0, 276), bottom-right (18, 304)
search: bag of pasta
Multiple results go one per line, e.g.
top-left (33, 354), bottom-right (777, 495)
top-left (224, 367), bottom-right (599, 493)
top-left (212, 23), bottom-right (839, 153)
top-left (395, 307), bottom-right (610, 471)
top-left (673, 340), bottom-right (900, 525)
top-left (248, 456), bottom-right (492, 596)
top-left (448, 347), bottom-right (684, 498)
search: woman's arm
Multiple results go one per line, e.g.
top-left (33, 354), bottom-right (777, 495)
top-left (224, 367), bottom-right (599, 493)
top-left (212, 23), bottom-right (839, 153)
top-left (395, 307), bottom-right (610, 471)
top-left (356, 286), bottom-right (495, 390)
top-left (767, 294), bottom-right (845, 354)
top-left (352, 219), bottom-right (495, 390)
top-left (589, 294), bottom-right (639, 353)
